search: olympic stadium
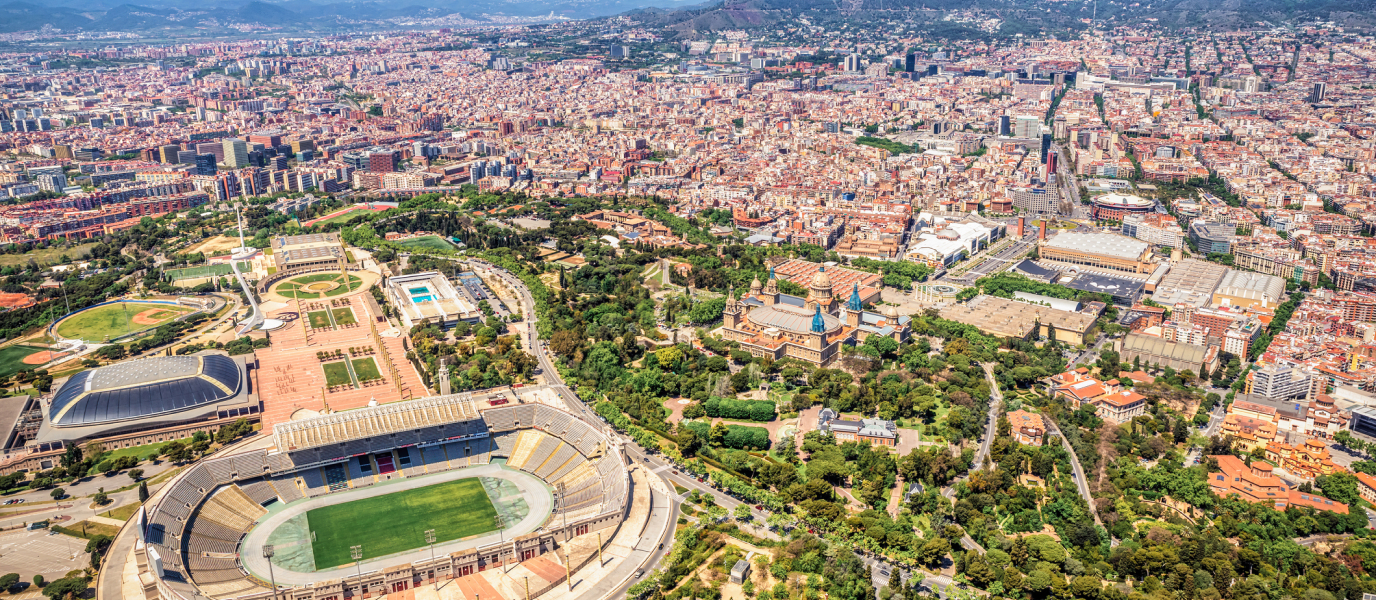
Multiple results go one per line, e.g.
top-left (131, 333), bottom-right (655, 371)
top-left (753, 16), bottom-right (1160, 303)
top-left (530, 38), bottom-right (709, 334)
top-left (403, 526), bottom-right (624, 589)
top-left (137, 394), bottom-right (643, 600)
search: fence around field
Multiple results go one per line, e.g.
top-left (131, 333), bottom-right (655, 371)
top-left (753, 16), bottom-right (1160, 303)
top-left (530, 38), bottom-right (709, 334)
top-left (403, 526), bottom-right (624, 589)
top-left (165, 263), bottom-right (253, 281)
top-left (47, 297), bottom-right (219, 343)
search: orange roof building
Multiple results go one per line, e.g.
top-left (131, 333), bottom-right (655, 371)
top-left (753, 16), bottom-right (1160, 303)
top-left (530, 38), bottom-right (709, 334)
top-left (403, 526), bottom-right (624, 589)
top-left (1208, 454), bottom-right (1348, 514)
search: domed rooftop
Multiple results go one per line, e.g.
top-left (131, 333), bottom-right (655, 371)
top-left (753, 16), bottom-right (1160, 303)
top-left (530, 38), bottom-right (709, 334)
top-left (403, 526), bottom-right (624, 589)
top-left (810, 266), bottom-right (832, 289)
top-left (749, 305), bottom-right (841, 333)
top-left (49, 355), bottom-right (242, 428)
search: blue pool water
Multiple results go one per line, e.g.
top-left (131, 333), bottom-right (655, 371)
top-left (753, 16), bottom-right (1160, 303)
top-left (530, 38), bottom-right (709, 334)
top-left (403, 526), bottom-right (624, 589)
top-left (412, 295), bottom-right (434, 303)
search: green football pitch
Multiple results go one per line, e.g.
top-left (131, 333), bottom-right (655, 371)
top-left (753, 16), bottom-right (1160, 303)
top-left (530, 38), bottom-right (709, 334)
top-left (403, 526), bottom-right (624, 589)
top-left (306, 478), bottom-right (499, 569)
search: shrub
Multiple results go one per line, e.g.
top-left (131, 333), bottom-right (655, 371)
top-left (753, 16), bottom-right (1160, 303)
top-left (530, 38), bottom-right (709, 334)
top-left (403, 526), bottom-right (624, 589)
top-left (702, 397), bottom-right (775, 422)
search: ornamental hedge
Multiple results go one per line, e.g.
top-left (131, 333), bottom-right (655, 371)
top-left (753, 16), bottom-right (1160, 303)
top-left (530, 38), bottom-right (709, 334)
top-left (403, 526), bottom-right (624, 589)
top-left (702, 396), bottom-right (776, 422)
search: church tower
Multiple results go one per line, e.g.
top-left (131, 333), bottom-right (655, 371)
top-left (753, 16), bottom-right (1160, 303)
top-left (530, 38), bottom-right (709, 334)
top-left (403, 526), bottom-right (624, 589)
top-left (845, 282), bottom-right (862, 327)
top-left (723, 286), bottom-right (743, 329)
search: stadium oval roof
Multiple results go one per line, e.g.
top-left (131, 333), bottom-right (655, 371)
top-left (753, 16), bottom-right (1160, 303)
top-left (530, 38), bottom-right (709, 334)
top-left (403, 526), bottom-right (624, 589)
top-left (49, 355), bottom-right (242, 428)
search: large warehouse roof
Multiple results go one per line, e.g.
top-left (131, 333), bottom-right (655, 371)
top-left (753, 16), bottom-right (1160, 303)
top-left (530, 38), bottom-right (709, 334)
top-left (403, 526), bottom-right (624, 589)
top-left (48, 355), bottom-right (242, 428)
top-left (1042, 232), bottom-right (1148, 262)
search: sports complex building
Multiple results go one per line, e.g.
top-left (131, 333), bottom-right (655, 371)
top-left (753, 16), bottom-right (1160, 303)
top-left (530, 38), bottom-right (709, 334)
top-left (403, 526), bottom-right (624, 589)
top-left (1037, 232), bottom-right (1160, 275)
top-left (135, 393), bottom-right (637, 600)
top-left (0, 353), bottom-right (259, 475)
top-left (385, 271), bottom-right (482, 328)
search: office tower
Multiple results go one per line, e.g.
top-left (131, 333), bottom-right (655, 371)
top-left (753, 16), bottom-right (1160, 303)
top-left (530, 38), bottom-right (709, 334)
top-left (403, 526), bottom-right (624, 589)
top-left (1310, 82), bottom-right (1327, 103)
top-left (271, 155), bottom-right (289, 170)
top-left (998, 115), bottom-right (1011, 136)
top-left (927, 64), bottom-right (939, 76)
top-left (196, 142), bottom-right (225, 162)
top-left (470, 160), bottom-right (486, 184)
top-left (194, 154), bottom-right (217, 176)
top-left (824, 122), bottom-right (840, 134)
top-left (844, 54), bottom-right (862, 73)
top-left (53, 144), bottom-right (73, 159)
top-left (159, 144), bottom-right (182, 164)
top-left (89, 118), bottom-right (104, 128)
top-left (1014, 115), bottom-right (1041, 139)
top-left (1046, 149), bottom-right (1058, 175)
top-left (904, 53), bottom-right (917, 73)
top-left (223, 138), bottom-right (249, 168)
top-left (1041, 133), bottom-right (1052, 160)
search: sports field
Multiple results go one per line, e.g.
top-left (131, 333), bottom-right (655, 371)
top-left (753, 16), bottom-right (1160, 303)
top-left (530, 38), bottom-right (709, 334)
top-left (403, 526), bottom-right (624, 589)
top-left (165, 263), bottom-right (252, 281)
top-left (0, 344), bottom-right (53, 377)
top-left (275, 274), bottom-right (364, 299)
top-left (56, 302), bottom-right (195, 342)
top-left (395, 236), bottom-right (456, 252)
top-left (306, 478), bottom-right (498, 569)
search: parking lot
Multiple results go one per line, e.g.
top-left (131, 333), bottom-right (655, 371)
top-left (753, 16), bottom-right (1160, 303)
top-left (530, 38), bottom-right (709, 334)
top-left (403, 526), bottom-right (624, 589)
top-left (0, 528), bottom-right (91, 581)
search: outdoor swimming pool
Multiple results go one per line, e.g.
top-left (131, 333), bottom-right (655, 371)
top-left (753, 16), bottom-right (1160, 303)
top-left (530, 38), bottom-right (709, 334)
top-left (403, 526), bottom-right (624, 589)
top-left (408, 286), bottom-right (434, 303)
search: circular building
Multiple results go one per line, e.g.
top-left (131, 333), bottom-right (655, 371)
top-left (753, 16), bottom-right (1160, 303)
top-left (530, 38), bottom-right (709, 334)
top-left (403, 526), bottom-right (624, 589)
top-left (37, 353), bottom-right (256, 445)
top-left (1090, 193), bottom-right (1155, 222)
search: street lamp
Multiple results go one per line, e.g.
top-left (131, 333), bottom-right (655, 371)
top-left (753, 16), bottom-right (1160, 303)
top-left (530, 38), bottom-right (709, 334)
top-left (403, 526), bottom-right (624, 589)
top-left (351, 545), bottom-right (363, 596)
top-left (263, 544), bottom-right (279, 600)
top-left (425, 529), bottom-right (437, 590)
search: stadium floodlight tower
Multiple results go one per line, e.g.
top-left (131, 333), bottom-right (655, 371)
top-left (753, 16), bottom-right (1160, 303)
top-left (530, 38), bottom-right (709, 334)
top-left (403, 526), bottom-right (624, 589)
top-left (263, 544), bottom-right (279, 600)
top-left (351, 545), bottom-right (364, 592)
top-left (425, 529), bottom-right (438, 590)
top-left (230, 205), bottom-right (283, 334)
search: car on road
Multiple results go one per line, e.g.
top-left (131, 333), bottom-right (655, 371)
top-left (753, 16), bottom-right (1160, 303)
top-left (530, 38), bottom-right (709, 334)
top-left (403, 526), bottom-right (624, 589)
top-left (635, 570), bottom-right (645, 579)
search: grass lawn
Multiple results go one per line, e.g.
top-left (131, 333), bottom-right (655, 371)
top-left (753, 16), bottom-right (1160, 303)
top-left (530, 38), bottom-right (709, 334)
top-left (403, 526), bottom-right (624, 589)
top-left (0, 344), bottom-right (48, 377)
top-left (395, 236), bottom-right (456, 252)
top-left (322, 361), bottom-right (354, 387)
top-left (307, 310), bottom-right (333, 329)
top-left (0, 243), bottom-right (99, 267)
top-left (58, 520), bottom-right (122, 540)
top-left (332, 308), bottom-right (357, 326)
top-left (276, 274), bottom-right (364, 299)
top-left (102, 438), bottom-right (186, 463)
top-left (307, 478), bottom-right (498, 569)
top-left (100, 502), bottom-right (142, 522)
top-left (165, 264), bottom-right (233, 280)
top-left (56, 302), bottom-right (193, 342)
top-left (351, 357), bottom-right (381, 380)
top-left (314, 208), bottom-right (373, 226)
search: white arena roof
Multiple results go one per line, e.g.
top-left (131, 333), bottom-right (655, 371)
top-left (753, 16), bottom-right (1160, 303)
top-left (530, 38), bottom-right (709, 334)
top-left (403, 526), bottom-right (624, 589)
top-left (1042, 232), bottom-right (1149, 262)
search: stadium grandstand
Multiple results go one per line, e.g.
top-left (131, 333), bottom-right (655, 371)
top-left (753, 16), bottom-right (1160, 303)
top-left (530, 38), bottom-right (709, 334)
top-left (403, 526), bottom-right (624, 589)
top-left (138, 393), bottom-right (630, 600)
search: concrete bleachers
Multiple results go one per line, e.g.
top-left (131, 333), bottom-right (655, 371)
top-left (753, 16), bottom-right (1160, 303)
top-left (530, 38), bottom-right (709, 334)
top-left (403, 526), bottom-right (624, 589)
top-left (491, 431), bottom-right (517, 456)
top-left (202, 458), bottom-right (236, 485)
top-left (268, 474), bottom-right (305, 504)
top-left (535, 443), bottom-right (576, 480)
top-left (191, 568), bottom-right (246, 584)
top-left (187, 533), bottom-right (237, 555)
top-left (472, 437), bottom-right (492, 464)
top-left (181, 465), bottom-right (217, 493)
top-left (535, 405), bottom-right (575, 436)
top-left (238, 479), bottom-right (278, 505)
top-left (555, 460), bottom-right (597, 491)
top-left (198, 578), bottom-right (268, 599)
top-left (484, 407), bottom-right (516, 431)
top-left (506, 430), bottom-right (544, 470)
top-left (232, 452), bottom-right (269, 478)
top-left (197, 485), bottom-right (267, 531)
top-left (441, 442), bottom-right (470, 467)
top-left (522, 435), bottom-right (561, 475)
top-left (421, 445), bottom-right (449, 472)
top-left (187, 519), bottom-right (243, 542)
top-left (347, 457), bottom-right (369, 482)
top-left (565, 420), bottom-right (597, 455)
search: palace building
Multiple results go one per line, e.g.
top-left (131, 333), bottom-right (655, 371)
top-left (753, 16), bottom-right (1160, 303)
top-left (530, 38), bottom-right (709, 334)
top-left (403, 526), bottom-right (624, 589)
top-left (721, 267), bottom-right (910, 367)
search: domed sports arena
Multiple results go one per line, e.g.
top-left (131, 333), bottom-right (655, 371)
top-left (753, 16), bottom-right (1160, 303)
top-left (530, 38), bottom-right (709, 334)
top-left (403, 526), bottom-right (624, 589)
top-left (135, 392), bottom-right (642, 600)
top-left (36, 354), bottom-right (257, 446)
